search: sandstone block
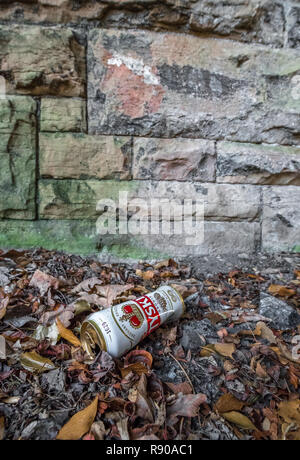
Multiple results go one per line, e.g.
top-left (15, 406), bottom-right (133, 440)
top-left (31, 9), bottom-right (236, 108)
top-left (0, 25), bottom-right (85, 96)
top-left (40, 98), bottom-right (86, 132)
top-left (262, 186), bottom-right (300, 252)
top-left (40, 133), bottom-right (131, 180)
top-left (39, 180), bottom-right (259, 221)
top-left (88, 29), bottom-right (300, 144)
top-left (217, 141), bottom-right (300, 185)
top-left (133, 137), bottom-right (215, 182)
top-left (0, 96), bottom-right (36, 219)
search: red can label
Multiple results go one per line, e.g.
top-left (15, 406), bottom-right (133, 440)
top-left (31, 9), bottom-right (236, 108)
top-left (134, 295), bottom-right (161, 335)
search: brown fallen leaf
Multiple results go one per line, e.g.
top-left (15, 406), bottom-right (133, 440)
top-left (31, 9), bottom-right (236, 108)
top-left (165, 381), bottom-right (193, 395)
top-left (215, 393), bottom-right (244, 413)
top-left (256, 361), bottom-right (269, 379)
top-left (278, 399), bottom-right (300, 426)
top-left (94, 284), bottom-right (134, 308)
top-left (255, 321), bottom-right (276, 343)
top-left (56, 318), bottom-right (81, 348)
top-left (200, 344), bottom-right (215, 357)
top-left (268, 284), bottom-right (296, 298)
top-left (72, 277), bottom-right (102, 294)
top-left (222, 411), bottom-right (257, 430)
top-left (136, 269), bottom-right (155, 280)
top-left (0, 297), bottom-right (9, 321)
top-left (134, 374), bottom-right (154, 423)
top-left (120, 363), bottom-right (149, 378)
top-left (214, 343), bottom-right (236, 359)
top-left (56, 395), bottom-right (98, 440)
top-left (0, 416), bottom-right (4, 440)
top-left (0, 335), bottom-right (6, 360)
top-left (39, 304), bottom-right (75, 328)
top-left (289, 365), bottom-right (299, 389)
top-left (167, 392), bottom-right (207, 419)
top-left (29, 270), bottom-right (59, 296)
top-left (20, 351), bottom-right (56, 373)
top-left (124, 349), bottom-right (153, 369)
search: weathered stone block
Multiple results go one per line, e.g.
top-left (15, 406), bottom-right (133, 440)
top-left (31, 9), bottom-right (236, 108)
top-left (189, 0), bottom-right (285, 47)
top-left (0, 25), bottom-right (85, 96)
top-left (40, 98), bottom-right (86, 132)
top-left (0, 219), bottom-right (98, 256)
top-left (88, 29), bottom-right (300, 144)
top-left (39, 180), bottom-right (259, 221)
top-left (0, 96), bottom-right (36, 219)
top-left (217, 141), bottom-right (300, 185)
top-left (262, 186), bottom-right (300, 252)
top-left (287, 5), bottom-right (300, 48)
top-left (0, 218), bottom-right (260, 258)
top-left (98, 221), bottom-right (260, 257)
top-left (133, 138), bottom-right (215, 182)
top-left (0, 1), bottom-right (285, 46)
top-left (40, 133), bottom-right (131, 180)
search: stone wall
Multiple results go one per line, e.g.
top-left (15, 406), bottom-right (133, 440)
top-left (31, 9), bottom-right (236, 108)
top-left (0, 1), bottom-right (299, 258)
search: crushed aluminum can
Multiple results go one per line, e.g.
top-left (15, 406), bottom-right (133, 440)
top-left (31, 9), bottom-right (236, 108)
top-left (80, 285), bottom-right (185, 359)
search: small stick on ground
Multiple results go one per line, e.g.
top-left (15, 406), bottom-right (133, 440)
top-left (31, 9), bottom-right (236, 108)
top-left (168, 352), bottom-right (195, 394)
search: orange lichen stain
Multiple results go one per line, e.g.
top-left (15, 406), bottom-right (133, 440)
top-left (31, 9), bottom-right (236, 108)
top-left (101, 62), bottom-right (164, 119)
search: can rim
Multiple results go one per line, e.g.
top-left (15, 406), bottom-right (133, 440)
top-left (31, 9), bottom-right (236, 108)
top-left (170, 285), bottom-right (186, 315)
top-left (80, 319), bottom-right (107, 360)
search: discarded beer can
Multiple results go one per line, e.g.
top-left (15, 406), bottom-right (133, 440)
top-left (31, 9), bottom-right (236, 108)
top-left (80, 285), bottom-right (185, 359)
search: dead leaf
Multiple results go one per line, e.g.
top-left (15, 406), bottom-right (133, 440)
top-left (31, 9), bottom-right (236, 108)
top-left (0, 335), bottom-right (6, 360)
top-left (256, 361), bottom-right (269, 379)
top-left (29, 270), bottom-right (59, 296)
top-left (222, 411), bottom-right (257, 430)
top-left (120, 363), bottom-right (149, 378)
top-left (255, 322), bottom-right (276, 343)
top-left (56, 318), bottom-right (81, 348)
top-left (39, 304), bottom-right (74, 328)
top-left (32, 323), bottom-right (59, 346)
top-left (124, 349), bottom-right (153, 369)
top-left (215, 393), bottom-right (244, 413)
top-left (214, 343), bottom-right (236, 358)
top-left (91, 421), bottom-right (107, 440)
top-left (95, 284), bottom-right (134, 308)
top-left (0, 297), bottom-right (9, 321)
top-left (268, 284), bottom-right (296, 298)
top-left (20, 351), bottom-right (56, 373)
top-left (134, 374), bottom-right (154, 423)
top-left (3, 396), bottom-right (21, 404)
top-left (72, 278), bottom-right (102, 293)
top-left (136, 269), bottom-right (155, 280)
top-left (0, 417), bottom-right (4, 440)
top-left (73, 299), bottom-right (91, 315)
top-left (278, 400), bottom-right (300, 426)
top-left (165, 381), bottom-right (193, 395)
top-left (289, 365), bottom-right (299, 389)
top-left (167, 392), bottom-right (207, 419)
top-left (154, 260), bottom-right (170, 269)
top-left (200, 344), bottom-right (215, 357)
top-left (56, 395), bottom-right (98, 440)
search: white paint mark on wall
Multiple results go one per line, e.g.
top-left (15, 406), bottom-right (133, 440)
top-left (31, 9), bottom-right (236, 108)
top-left (107, 54), bottom-right (160, 86)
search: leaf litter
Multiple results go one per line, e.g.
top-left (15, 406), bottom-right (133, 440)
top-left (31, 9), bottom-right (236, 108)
top-left (0, 248), bottom-right (299, 440)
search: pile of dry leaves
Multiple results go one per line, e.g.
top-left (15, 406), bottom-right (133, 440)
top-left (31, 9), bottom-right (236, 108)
top-left (0, 248), bottom-right (299, 440)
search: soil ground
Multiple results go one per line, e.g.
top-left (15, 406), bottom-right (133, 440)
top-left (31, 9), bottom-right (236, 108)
top-left (0, 249), bottom-right (299, 440)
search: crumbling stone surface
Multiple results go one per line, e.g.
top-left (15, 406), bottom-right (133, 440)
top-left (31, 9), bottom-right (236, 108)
top-left (0, 2), bottom-right (299, 258)
top-left (0, 1), bottom-right (287, 47)
top-left (0, 26), bottom-right (85, 97)
top-left (88, 29), bottom-right (300, 143)
top-left (0, 96), bottom-right (36, 219)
